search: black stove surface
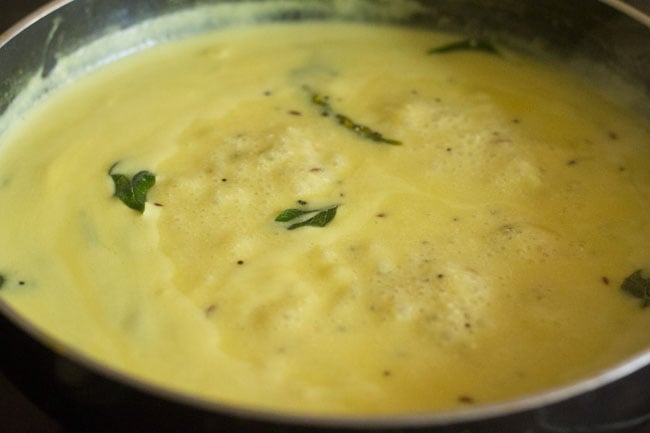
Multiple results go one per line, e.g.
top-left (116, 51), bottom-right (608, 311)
top-left (1, 1), bottom-right (650, 432)
top-left (0, 370), bottom-right (61, 433)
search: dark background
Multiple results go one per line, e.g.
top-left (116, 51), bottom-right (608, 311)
top-left (1, 1), bottom-right (650, 432)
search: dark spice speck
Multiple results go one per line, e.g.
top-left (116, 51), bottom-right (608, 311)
top-left (458, 395), bottom-right (476, 404)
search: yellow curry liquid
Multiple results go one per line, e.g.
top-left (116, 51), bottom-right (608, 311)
top-left (1, 22), bottom-right (650, 414)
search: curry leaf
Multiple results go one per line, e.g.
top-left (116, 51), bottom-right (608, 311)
top-left (275, 205), bottom-right (339, 230)
top-left (131, 171), bottom-right (156, 207)
top-left (288, 206), bottom-right (338, 230)
top-left (109, 164), bottom-right (156, 213)
top-left (305, 87), bottom-right (402, 145)
top-left (621, 269), bottom-right (650, 308)
top-left (275, 208), bottom-right (315, 222)
top-left (334, 114), bottom-right (402, 145)
top-left (0, 274), bottom-right (5, 289)
top-left (428, 38), bottom-right (499, 55)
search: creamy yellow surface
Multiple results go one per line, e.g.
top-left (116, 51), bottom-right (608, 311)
top-left (1, 21), bottom-right (650, 415)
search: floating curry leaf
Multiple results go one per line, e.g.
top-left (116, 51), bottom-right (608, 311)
top-left (109, 164), bottom-right (156, 213)
top-left (275, 205), bottom-right (339, 230)
top-left (334, 113), bottom-right (402, 145)
top-left (275, 208), bottom-right (316, 222)
top-left (621, 269), bottom-right (650, 308)
top-left (305, 87), bottom-right (402, 145)
top-left (287, 206), bottom-right (339, 231)
top-left (428, 38), bottom-right (499, 55)
top-left (0, 274), bottom-right (5, 289)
